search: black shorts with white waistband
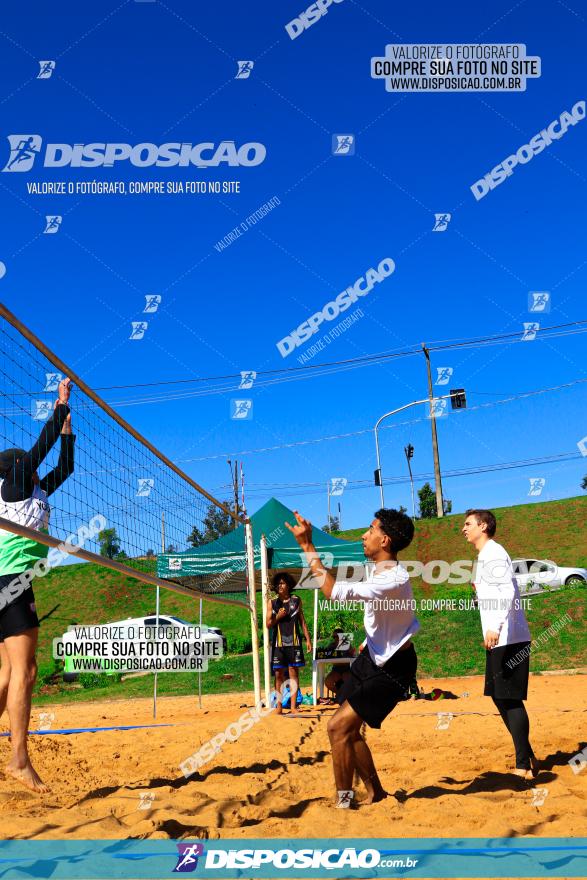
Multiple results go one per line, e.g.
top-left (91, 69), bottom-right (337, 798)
top-left (337, 643), bottom-right (417, 728)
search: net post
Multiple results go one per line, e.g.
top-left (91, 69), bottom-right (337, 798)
top-left (312, 586), bottom-right (319, 706)
top-left (245, 520), bottom-right (261, 706)
top-left (260, 533), bottom-right (271, 706)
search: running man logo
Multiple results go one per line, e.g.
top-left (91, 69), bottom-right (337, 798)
top-left (144, 294), bottom-right (161, 313)
top-left (130, 321), bottom-right (148, 340)
top-left (436, 712), bottom-right (453, 730)
top-left (32, 400), bottom-right (53, 421)
top-left (37, 60), bottom-right (56, 79)
top-left (522, 322), bottom-right (539, 341)
top-left (235, 61), bottom-right (254, 79)
top-left (330, 477), bottom-right (347, 496)
top-left (332, 134), bottom-right (355, 155)
top-left (528, 477), bottom-right (546, 497)
top-left (298, 552), bottom-right (334, 588)
top-left (44, 372), bottom-right (62, 392)
top-left (435, 366), bottom-right (453, 385)
top-left (137, 478), bottom-right (155, 497)
top-left (569, 746), bottom-right (587, 774)
top-left (239, 371), bottom-right (256, 389)
top-left (335, 631), bottom-right (353, 651)
top-left (433, 213), bottom-right (451, 231)
top-left (138, 792), bottom-right (155, 810)
top-left (530, 787), bottom-right (549, 807)
top-left (38, 712), bottom-right (55, 731)
top-left (231, 399), bottom-right (253, 420)
top-left (429, 398), bottom-right (448, 418)
top-left (44, 215), bottom-right (62, 234)
top-left (528, 291), bottom-right (551, 313)
top-left (3, 135), bottom-right (42, 172)
top-left (173, 843), bottom-right (205, 873)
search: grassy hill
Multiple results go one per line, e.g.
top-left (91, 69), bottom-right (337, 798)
top-left (28, 495), bottom-right (587, 704)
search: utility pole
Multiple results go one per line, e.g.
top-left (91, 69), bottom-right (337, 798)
top-left (227, 459), bottom-right (239, 527)
top-left (421, 344), bottom-right (445, 517)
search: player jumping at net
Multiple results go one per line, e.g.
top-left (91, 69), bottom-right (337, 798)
top-left (286, 508), bottom-right (419, 808)
top-left (0, 377), bottom-right (74, 793)
top-left (463, 509), bottom-right (539, 780)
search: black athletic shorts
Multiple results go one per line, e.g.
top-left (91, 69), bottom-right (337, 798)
top-left (338, 643), bottom-right (417, 728)
top-left (271, 644), bottom-right (305, 670)
top-left (0, 574), bottom-right (40, 642)
top-left (484, 641), bottom-right (530, 700)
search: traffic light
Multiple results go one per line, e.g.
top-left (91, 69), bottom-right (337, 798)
top-left (450, 388), bottom-right (467, 410)
top-left (374, 468), bottom-right (382, 487)
top-left (404, 444), bottom-right (414, 460)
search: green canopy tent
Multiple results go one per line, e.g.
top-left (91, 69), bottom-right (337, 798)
top-left (157, 497), bottom-right (365, 583)
top-left (157, 497), bottom-right (367, 704)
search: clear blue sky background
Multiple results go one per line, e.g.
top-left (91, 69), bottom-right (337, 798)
top-left (1, 0), bottom-right (586, 534)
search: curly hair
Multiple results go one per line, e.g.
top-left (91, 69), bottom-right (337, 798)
top-left (271, 571), bottom-right (296, 593)
top-left (374, 508), bottom-right (415, 552)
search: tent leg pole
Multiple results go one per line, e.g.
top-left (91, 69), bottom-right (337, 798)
top-left (245, 521), bottom-right (262, 706)
top-left (312, 587), bottom-right (318, 707)
top-left (260, 534), bottom-right (271, 706)
top-left (153, 584), bottom-right (160, 719)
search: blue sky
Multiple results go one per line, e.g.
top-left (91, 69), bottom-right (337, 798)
top-left (1, 0), bottom-right (586, 536)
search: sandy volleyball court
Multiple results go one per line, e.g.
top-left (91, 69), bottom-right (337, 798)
top-left (0, 673), bottom-right (586, 841)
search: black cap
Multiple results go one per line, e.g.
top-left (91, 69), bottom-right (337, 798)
top-left (0, 448), bottom-right (26, 475)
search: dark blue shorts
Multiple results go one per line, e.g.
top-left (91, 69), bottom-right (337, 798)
top-left (271, 644), bottom-right (305, 670)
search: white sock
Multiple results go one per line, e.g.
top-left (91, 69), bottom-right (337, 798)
top-left (336, 790), bottom-right (354, 809)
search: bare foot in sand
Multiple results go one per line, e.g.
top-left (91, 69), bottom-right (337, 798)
top-left (364, 788), bottom-right (389, 804)
top-left (6, 759), bottom-right (49, 793)
top-left (513, 769), bottom-right (533, 781)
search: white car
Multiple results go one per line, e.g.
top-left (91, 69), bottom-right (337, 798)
top-left (512, 559), bottom-right (587, 592)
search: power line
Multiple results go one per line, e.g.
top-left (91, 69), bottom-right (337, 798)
top-left (84, 318), bottom-right (587, 393)
top-left (214, 449), bottom-right (585, 497)
top-left (173, 376), bottom-right (587, 463)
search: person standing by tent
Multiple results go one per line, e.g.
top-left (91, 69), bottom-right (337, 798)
top-left (266, 571), bottom-right (312, 715)
top-left (286, 508), bottom-right (419, 808)
top-left (0, 377), bottom-right (74, 793)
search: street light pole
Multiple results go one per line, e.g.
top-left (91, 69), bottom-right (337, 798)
top-left (404, 444), bottom-right (416, 519)
top-left (374, 395), bottom-right (454, 508)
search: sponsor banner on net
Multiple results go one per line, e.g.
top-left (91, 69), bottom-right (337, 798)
top-left (0, 836), bottom-right (582, 877)
top-left (371, 43), bottom-right (541, 92)
top-left (52, 624), bottom-right (222, 674)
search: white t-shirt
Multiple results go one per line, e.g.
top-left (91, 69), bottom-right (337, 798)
top-left (330, 562), bottom-right (419, 666)
top-left (474, 539), bottom-right (531, 647)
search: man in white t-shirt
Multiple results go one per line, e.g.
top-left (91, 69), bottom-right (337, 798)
top-left (286, 507), bottom-right (419, 808)
top-left (463, 508), bottom-right (538, 779)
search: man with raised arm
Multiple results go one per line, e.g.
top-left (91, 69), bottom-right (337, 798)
top-left (286, 508), bottom-right (419, 808)
top-left (0, 377), bottom-right (75, 793)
